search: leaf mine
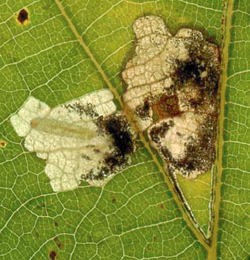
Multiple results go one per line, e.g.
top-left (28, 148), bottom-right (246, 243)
top-left (0, 140), bottom-right (7, 148)
top-left (122, 16), bottom-right (220, 178)
top-left (16, 8), bottom-right (29, 25)
top-left (10, 90), bottom-right (134, 192)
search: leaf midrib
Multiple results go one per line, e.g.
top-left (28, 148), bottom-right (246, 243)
top-left (54, 0), bottom-right (210, 251)
top-left (208, 0), bottom-right (234, 259)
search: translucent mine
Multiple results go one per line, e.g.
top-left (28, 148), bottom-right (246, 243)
top-left (10, 89), bottom-right (133, 192)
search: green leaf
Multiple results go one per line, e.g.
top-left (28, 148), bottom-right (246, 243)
top-left (215, 0), bottom-right (250, 259)
top-left (0, 0), bottom-right (249, 259)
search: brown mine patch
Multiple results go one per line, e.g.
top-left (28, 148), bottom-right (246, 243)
top-left (54, 221), bottom-right (59, 227)
top-left (54, 237), bottom-right (63, 249)
top-left (159, 203), bottom-right (165, 209)
top-left (149, 121), bottom-right (174, 144)
top-left (16, 8), bottom-right (29, 25)
top-left (152, 94), bottom-right (181, 119)
top-left (49, 250), bottom-right (57, 260)
top-left (111, 197), bottom-right (117, 203)
top-left (0, 140), bottom-right (7, 148)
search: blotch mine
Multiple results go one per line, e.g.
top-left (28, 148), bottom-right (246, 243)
top-left (122, 15), bottom-right (220, 178)
top-left (17, 9), bottom-right (29, 25)
top-left (0, 140), bottom-right (7, 148)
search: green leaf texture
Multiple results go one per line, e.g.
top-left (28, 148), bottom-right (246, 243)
top-left (218, 0), bottom-right (250, 259)
top-left (0, 0), bottom-right (249, 259)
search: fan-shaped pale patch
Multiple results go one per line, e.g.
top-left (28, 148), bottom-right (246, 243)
top-left (10, 90), bottom-right (134, 192)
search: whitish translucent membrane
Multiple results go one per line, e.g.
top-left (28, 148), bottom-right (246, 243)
top-left (11, 90), bottom-right (121, 192)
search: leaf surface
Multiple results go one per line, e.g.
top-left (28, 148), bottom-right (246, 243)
top-left (217, 0), bottom-right (250, 259)
top-left (0, 0), bottom-right (249, 259)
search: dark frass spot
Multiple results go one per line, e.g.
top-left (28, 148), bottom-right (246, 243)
top-left (176, 60), bottom-right (202, 84)
top-left (105, 116), bottom-right (133, 157)
top-left (175, 50), bottom-right (220, 95)
top-left (65, 102), bottom-right (98, 118)
top-left (102, 114), bottom-right (133, 171)
top-left (104, 156), bottom-right (119, 170)
top-left (135, 100), bottom-right (150, 119)
top-left (149, 120), bottom-right (174, 143)
top-left (17, 9), bottom-right (28, 24)
top-left (83, 114), bottom-right (134, 182)
top-left (49, 250), bottom-right (57, 260)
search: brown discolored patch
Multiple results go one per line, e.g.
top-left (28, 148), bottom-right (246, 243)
top-left (135, 100), bottom-right (150, 119)
top-left (54, 237), bottom-right (63, 249)
top-left (149, 120), bottom-right (174, 143)
top-left (153, 94), bottom-right (181, 119)
top-left (111, 197), bottom-right (117, 203)
top-left (30, 119), bottom-right (38, 128)
top-left (49, 251), bottom-right (57, 260)
top-left (159, 203), bottom-right (165, 209)
top-left (17, 9), bottom-right (29, 24)
top-left (160, 114), bottom-right (218, 175)
top-left (54, 221), bottom-right (59, 227)
top-left (0, 140), bottom-right (7, 148)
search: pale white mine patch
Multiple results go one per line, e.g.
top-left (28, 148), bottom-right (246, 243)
top-left (122, 16), bottom-right (220, 178)
top-left (11, 89), bottom-right (134, 192)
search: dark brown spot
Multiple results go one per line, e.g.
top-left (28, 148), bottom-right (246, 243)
top-left (135, 100), bottom-right (150, 119)
top-left (83, 114), bottom-right (134, 182)
top-left (54, 221), bottom-right (59, 227)
top-left (176, 60), bottom-right (202, 85)
top-left (159, 203), bottom-right (164, 209)
top-left (104, 116), bottom-right (133, 159)
top-left (65, 102), bottom-right (98, 118)
top-left (175, 45), bottom-right (220, 96)
top-left (0, 141), bottom-right (7, 148)
top-left (105, 156), bottom-right (119, 170)
top-left (112, 197), bottom-right (117, 203)
top-left (49, 251), bottom-right (57, 260)
top-left (17, 9), bottom-right (28, 24)
top-left (54, 237), bottom-right (63, 249)
top-left (149, 120), bottom-right (173, 143)
top-left (153, 94), bottom-right (181, 118)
